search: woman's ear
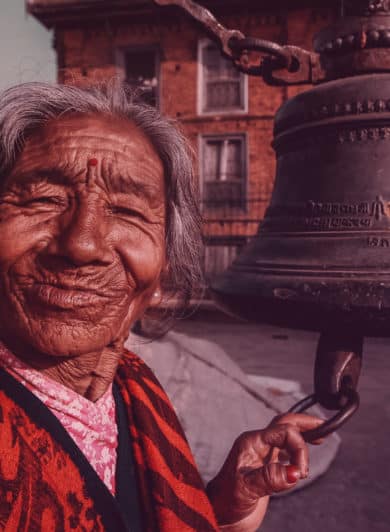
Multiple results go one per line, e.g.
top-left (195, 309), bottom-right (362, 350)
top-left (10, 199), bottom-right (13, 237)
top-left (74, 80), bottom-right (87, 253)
top-left (149, 285), bottom-right (163, 307)
top-left (149, 262), bottom-right (169, 308)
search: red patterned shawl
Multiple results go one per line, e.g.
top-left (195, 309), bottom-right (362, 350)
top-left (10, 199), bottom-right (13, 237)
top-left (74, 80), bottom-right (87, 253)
top-left (0, 349), bottom-right (219, 531)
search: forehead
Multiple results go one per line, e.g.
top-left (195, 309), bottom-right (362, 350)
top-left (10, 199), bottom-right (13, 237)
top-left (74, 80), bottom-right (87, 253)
top-left (10, 113), bottom-right (164, 190)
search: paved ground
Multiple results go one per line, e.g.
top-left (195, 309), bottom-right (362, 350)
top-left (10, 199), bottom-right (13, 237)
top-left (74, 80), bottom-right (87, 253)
top-left (174, 313), bottom-right (390, 532)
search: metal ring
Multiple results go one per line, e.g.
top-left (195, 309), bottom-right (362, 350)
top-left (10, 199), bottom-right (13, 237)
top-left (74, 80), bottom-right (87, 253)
top-left (228, 37), bottom-right (292, 69)
top-left (288, 388), bottom-right (360, 442)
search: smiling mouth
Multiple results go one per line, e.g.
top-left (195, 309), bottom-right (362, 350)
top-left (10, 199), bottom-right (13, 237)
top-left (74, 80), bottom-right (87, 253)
top-left (23, 283), bottom-right (111, 310)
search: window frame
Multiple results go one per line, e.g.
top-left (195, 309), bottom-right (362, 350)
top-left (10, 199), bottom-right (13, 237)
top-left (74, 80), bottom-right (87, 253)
top-left (199, 132), bottom-right (248, 212)
top-left (203, 236), bottom-right (248, 281)
top-left (115, 45), bottom-right (161, 108)
top-left (197, 38), bottom-right (248, 116)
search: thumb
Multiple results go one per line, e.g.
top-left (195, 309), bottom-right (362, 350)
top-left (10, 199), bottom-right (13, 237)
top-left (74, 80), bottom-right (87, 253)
top-left (243, 463), bottom-right (301, 496)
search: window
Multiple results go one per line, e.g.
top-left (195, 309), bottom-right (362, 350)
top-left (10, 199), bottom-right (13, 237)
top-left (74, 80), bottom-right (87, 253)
top-left (116, 47), bottom-right (159, 107)
top-left (199, 40), bottom-right (247, 114)
top-left (201, 135), bottom-right (247, 209)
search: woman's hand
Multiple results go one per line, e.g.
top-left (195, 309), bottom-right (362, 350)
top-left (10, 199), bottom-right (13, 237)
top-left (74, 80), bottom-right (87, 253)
top-left (206, 413), bottom-right (324, 531)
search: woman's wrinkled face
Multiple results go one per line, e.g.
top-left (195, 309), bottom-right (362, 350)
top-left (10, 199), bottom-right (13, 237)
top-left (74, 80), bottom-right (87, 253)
top-left (0, 114), bottom-right (166, 357)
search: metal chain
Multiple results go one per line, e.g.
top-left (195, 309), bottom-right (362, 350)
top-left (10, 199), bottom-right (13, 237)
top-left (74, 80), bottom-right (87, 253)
top-left (229, 37), bottom-right (293, 75)
top-left (289, 384), bottom-right (360, 442)
top-left (154, 0), bottom-right (292, 67)
top-left (154, 0), bottom-right (244, 57)
top-left (153, 0), bottom-right (319, 85)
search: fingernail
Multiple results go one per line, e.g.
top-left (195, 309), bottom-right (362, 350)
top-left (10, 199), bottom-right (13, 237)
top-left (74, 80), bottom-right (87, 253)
top-left (286, 465), bottom-right (301, 484)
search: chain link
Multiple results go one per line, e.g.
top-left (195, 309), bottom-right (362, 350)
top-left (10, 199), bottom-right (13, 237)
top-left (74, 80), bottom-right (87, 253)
top-left (153, 0), bottom-right (319, 84)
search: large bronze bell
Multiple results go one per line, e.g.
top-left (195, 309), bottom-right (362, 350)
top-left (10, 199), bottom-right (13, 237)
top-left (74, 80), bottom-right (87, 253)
top-left (155, 0), bottom-right (390, 439)
top-left (213, 2), bottom-right (390, 337)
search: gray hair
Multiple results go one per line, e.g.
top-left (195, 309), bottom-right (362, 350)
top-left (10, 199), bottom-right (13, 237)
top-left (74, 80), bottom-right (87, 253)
top-left (0, 81), bottom-right (203, 334)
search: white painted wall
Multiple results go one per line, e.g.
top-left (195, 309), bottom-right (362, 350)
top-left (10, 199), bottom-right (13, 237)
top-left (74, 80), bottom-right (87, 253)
top-left (0, 0), bottom-right (56, 92)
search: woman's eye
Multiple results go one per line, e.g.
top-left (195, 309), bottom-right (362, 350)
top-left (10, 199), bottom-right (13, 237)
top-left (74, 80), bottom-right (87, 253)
top-left (111, 205), bottom-right (145, 221)
top-left (25, 196), bottom-right (64, 206)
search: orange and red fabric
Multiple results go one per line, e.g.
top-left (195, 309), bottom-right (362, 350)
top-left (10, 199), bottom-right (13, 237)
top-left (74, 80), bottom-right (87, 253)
top-left (0, 350), bottom-right (218, 531)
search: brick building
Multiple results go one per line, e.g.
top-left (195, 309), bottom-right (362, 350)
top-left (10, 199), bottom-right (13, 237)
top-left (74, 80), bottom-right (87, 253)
top-left (27, 0), bottom-right (337, 280)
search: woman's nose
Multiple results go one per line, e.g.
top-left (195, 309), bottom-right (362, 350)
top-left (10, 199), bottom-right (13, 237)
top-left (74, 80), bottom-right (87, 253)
top-left (48, 200), bottom-right (113, 266)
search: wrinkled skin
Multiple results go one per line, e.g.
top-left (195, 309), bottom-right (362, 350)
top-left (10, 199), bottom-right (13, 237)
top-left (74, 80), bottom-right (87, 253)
top-left (0, 114), bottom-right (166, 399)
top-left (0, 113), bottom-right (324, 530)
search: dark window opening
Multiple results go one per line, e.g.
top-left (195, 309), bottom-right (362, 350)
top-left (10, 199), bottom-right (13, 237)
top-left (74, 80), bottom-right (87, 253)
top-left (124, 49), bottom-right (158, 107)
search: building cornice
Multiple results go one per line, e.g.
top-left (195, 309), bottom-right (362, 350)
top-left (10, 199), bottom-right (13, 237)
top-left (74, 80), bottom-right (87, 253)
top-left (26, 0), bottom-right (339, 29)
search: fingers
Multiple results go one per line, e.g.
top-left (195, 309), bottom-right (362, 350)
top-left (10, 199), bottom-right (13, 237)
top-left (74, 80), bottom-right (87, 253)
top-left (272, 413), bottom-right (324, 433)
top-left (262, 423), bottom-right (309, 478)
top-left (243, 462), bottom-right (301, 497)
top-left (271, 413), bottom-right (325, 447)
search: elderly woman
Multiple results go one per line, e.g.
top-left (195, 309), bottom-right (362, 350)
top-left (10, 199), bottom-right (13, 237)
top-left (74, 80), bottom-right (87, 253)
top-left (0, 82), bottom-right (323, 531)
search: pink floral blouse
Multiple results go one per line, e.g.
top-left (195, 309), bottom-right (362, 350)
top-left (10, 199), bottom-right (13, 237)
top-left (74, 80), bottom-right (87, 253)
top-left (0, 342), bottom-right (118, 495)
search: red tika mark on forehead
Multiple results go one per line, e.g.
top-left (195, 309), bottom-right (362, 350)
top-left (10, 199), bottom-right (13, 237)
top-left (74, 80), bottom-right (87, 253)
top-left (88, 158), bottom-right (98, 167)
